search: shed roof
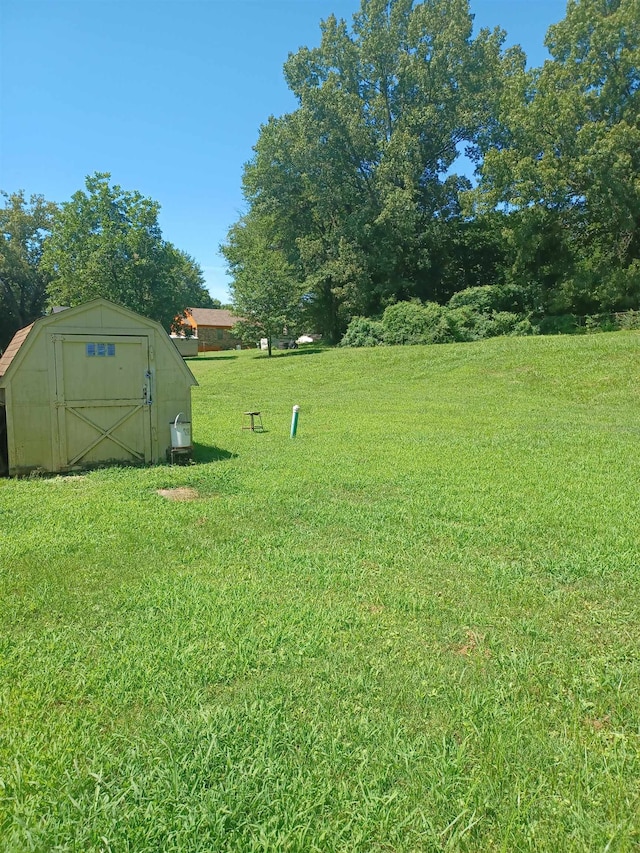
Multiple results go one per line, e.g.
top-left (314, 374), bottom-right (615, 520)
top-left (0, 323), bottom-right (34, 378)
top-left (0, 298), bottom-right (197, 388)
top-left (187, 308), bottom-right (239, 327)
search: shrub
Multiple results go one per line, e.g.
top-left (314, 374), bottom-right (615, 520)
top-left (436, 307), bottom-right (478, 342)
top-left (448, 285), bottom-right (498, 314)
top-left (381, 301), bottom-right (447, 345)
top-left (485, 311), bottom-right (532, 337)
top-left (340, 316), bottom-right (384, 347)
top-left (448, 284), bottom-right (529, 315)
top-left (510, 317), bottom-right (538, 336)
top-left (538, 315), bottom-right (580, 335)
top-left (444, 306), bottom-right (487, 342)
top-left (446, 287), bottom-right (534, 340)
top-left (616, 310), bottom-right (640, 330)
top-left (584, 314), bottom-right (619, 333)
top-left (342, 298), bottom-right (538, 350)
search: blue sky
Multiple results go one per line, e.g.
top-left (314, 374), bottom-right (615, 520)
top-left (1, 0), bottom-right (567, 303)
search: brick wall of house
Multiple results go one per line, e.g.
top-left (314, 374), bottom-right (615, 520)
top-left (197, 326), bottom-right (244, 351)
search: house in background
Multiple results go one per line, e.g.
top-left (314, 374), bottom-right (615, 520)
top-left (182, 308), bottom-right (244, 352)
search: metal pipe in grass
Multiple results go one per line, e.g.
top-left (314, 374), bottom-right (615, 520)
top-left (290, 405), bottom-right (300, 438)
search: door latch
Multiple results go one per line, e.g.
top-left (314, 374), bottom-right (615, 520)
top-left (144, 370), bottom-right (153, 405)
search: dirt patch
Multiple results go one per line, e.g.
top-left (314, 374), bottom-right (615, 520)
top-left (452, 629), bottom-right (491, 659)
top-left (584, 714), bottom-right (611, 731)
top-left (362, 602), bottom-right (385, 615)
top-left (156, 487), bottom-right (200, 501)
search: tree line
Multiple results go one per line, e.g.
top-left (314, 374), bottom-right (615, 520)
top-left (222, 0), bottom-right (639, 345)
top-left (0, 173), bottom-right (214, 352)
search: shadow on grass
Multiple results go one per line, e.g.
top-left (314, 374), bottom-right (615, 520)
top-left (192, 443), bottom-right (238, 463)
top-left (186, 354), bottom-right (239, 361)
top-left (256, 347), bottom-right (326, 359)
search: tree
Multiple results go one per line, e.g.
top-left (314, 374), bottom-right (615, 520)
top-left (232, 0), bottom-right (517, 341)
top-left (473, 0), bottom-right (640, 314)
top-left (221, 212), bottom-right (304, 356)
top-left (42, 173), bottom-right (213, 330)
top-left (0, 191), bottom-right (57, 350)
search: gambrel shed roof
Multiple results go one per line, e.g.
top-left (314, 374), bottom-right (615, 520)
top-left (0, 300), bottom-right (197, 388)
top-left (0, 324), bottom-right (34, 378)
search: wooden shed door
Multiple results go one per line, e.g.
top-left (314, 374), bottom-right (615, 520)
top-left (53, 334), bottom-right (152, 468)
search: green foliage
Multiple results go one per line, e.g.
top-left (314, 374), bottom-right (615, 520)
top-left (447, 283), bottom-right (529, 315)
top-left (220, 0), bottom-right (640, 336)
top-left (438, 305), bottom-right (479, 341)
top-left (340, 293), bottom-right (536, 347)
top-left (0, 191), bottom-right (57, 350)
top-left (221, 212), bottom-right (305, 356)
top-left (485, 310), bottom-right (533, 337)
top-left (339, 315), bottom-right (384, 347)
top-left (448, 285), bottom-right (500, 314)
top-left (472, 0), bottom-right (640, 313)
top-left (3, 335), bottom-right (640, 849)
top-left (380, 300), bottom-right (443, 345)
top-left (440, 305), bottom-right (536, 341)
top-left (232, 0), bottom-right (515, 342)
top-left (42, 173), bottom-right (212, 330)
top-left (538, 314), bottom-right (580, 335)
top-left (616, 309), bottom-right (640, 330)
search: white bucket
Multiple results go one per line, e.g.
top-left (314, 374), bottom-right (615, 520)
top-left (170, 413), bottom-right (191, 448)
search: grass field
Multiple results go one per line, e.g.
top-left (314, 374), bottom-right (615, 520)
top-left (1, 332), bottom-right (640, 851)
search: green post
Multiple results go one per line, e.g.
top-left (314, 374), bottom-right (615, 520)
top-left (290, 405), bottom-right (300, 438)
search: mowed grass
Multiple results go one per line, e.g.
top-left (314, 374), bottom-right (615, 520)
top-left (1, 333), bottom-right (640, 851)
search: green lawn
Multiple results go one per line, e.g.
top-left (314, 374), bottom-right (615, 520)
top-left (2, 333), bottom-right (640, 851)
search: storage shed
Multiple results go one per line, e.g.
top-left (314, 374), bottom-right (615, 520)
top-left (0, 298), bottom-right (198, 476)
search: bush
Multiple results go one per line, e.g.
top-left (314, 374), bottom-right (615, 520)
top-left (342, 298), bottom-right (538, 350)
top-left (340, 316), bottom-right (384, 347)
top-left (444, 306), bottom-right (489, 341)
top-left (436, 307), bottom-right (478, 342)
top-left (538, 315), bottom-right (580, 335)
top-left (381, 301), bottom-right (448, 345)
top-left (510, 317), bottom-right (538, 336)
top-left (616, 310), bottom-right (640, 330)
top-left (446, 287), bottom-right (534, 340)
top-left (448, 284), bottom-right (529, 315)
top-left (584, 314), bottom-right (619, 333)
top-left (448, 285), bottom-right (498, 314)
top-left (485, 311), bottom-right (534, 337)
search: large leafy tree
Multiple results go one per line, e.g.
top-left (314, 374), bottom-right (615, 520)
top-left (474, 0), bottom-right (640, 314)
top-left (222, 212), bottom-right (305, 356)
top-left (229, 0), bottom-right (517, 342)
top-left (0, 191), bottom-right (57, 350)
top-left (42, 173), bottom-right (213, 329)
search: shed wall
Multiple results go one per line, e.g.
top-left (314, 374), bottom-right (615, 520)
top-left (4, 329), bottom-right (56, 473)
top-left (151, 332), bottom-right (195, 460)
top-left (2, 301), bottom-right (196, 474)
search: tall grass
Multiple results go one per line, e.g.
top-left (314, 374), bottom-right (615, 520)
top-left (1, 333), bottom-right (640, 850)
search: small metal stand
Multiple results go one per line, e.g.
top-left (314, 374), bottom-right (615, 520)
top-left (243, 411), bottom-right (264, 432)
top-left (168, 445), bottom-right (193, 464)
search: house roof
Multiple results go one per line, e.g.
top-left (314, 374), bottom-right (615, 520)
top-left (0, 323), bottom-right (34, 378)
top-left (187, 308), bottom-right (239, 327)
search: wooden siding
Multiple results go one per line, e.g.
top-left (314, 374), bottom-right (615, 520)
top-left (0, 299), bottom-right (197, 475)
